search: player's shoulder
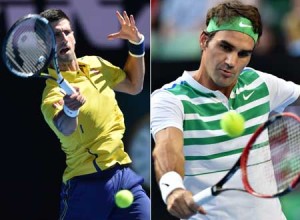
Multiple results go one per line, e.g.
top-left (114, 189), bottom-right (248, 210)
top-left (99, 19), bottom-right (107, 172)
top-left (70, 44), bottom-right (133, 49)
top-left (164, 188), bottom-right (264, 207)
top-left (160, 72), bottom-right (187, 91)
top-left (151, 87), bottom-right (174, 99)
top-left (241, 67), bottom-right (260, 75)
top-left (240, 67), bottom-right (267, 80)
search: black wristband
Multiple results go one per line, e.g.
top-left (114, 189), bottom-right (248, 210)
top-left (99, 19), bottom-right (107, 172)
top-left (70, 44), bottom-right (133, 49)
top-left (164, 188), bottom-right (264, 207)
top-left (128, 34), bottom-right (145, 57)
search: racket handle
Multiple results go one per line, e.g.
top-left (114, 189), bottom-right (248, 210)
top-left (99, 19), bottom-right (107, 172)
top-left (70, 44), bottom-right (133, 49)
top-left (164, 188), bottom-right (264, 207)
top-left (193, 187), bottom-right (214, 206)
top-left (58, 78), bottom-right (76, 95)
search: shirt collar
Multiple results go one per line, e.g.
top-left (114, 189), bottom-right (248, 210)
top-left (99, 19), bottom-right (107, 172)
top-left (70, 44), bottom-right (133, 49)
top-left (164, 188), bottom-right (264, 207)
top-left (47, 59), bottom-right (91, 82)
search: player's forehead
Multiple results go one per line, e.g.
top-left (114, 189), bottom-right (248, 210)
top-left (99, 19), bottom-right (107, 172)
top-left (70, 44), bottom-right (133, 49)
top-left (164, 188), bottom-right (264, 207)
top-left (213, 30), bottom-right (255, 50)
top-left (51, 19), bottom-right (72, 31)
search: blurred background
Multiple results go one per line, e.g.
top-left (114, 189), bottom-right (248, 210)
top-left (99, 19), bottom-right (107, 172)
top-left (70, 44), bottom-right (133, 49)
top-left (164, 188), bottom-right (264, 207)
top-left (151, 0), bottom-right (300, 219)
top-left (0, 0), bottom-right (150, 219)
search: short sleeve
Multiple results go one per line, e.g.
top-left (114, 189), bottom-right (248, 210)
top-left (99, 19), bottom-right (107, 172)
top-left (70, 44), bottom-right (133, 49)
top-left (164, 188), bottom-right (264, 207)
top-left (151, 89), bottom-right (184, 141)
top-left (257, 71), bottom-right (300, 112)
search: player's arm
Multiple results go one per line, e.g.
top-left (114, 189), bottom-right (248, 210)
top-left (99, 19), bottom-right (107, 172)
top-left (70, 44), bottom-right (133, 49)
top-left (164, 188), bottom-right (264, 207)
top-left (153, 127), bottom-right (206, 219)
top-left (118, 49), bottom-right (145, 95)
top-left (107, 11), bottom-right (145, 95)
top-left (53, 87), bottom-right (86, 136)
top-left (153, 127), bottom-right (185, 181)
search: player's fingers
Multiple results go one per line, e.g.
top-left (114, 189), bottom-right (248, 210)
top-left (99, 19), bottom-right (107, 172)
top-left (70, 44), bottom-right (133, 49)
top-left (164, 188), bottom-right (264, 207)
top-left (123, 11), bottom-right (130, 24)
top-left (115, 11), bottom-right (125, 24)
top-left (185, 196), bottom-right (207, 215)
top-left (179, 192), bottom-right (206, 218)
top-left (73, 87), bottom-right (80, 92)
top-left (66, 97), bottom-right (85, 109)
top-left (197, 206), bottom-right (207, 215)
top-left (107, 32), bottom-right (120, 40)
top-left (130, 15), bottom-right (136, 26)
top-left (168, 202), bottom-right (197, 219)
top-left (167, 190), bottom-right (198, 219)
top-left (73, 94), bottom-right (86, 104)
top-left (53, 99), bottom-right (63, 109)
top-left (78, 96), bottom-right (86, 105)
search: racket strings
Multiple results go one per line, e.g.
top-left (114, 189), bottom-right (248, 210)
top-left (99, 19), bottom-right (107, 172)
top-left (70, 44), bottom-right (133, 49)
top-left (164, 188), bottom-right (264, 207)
top-left (4, 18), bottom-right (52, 76)
top-left (11, 31), bottom-right (41, 73)
top-left (20, 22), bottom-right (50, 71)
top-left (269, 117), bottom-right (300, 190)
top-left (7, 29), bottom-right (35, 73)
top-left (247, 115), bottom-right (300, 195)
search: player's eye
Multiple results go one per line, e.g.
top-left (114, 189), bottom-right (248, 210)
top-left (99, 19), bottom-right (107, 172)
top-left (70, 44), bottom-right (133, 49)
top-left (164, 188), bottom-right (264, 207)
top-left (220, 43), bottom-right (232, 52)
top-left (54, 30), bottom-right (73, 38)
top-left (238, 51), bottom-right (252, 58)
top-left (63, 30), bottom-right (73, 36)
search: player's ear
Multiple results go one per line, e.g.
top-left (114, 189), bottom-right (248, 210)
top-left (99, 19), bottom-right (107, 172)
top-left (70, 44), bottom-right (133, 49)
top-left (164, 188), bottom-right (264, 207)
top-left (199, 32), bottom-right (208, 50)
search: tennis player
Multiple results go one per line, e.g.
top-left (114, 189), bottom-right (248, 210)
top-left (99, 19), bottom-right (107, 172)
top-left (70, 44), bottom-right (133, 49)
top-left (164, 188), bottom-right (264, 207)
top-left (39, 9), bottom-right (150, 219)
top-left (151, 1), bottom-right (299, 219)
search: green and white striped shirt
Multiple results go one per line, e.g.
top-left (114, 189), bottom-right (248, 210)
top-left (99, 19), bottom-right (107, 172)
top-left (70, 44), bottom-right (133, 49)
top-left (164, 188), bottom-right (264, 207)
top-left (151, 67), bottom-right (300, 220)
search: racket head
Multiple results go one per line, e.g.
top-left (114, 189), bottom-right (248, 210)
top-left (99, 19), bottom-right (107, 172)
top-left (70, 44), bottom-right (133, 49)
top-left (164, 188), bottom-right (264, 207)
top-left (2, 14), bottom-right (55, 78)
top-left (241, 112), bottom-right (300, 198)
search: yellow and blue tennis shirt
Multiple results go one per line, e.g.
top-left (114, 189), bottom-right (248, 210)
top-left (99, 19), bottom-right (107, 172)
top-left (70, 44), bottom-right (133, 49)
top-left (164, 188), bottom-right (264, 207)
top-left (41, 56), bottom-right (132, 183)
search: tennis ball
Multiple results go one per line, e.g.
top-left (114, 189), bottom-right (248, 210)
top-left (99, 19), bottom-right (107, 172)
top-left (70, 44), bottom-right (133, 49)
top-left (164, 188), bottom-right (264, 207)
top-left (220, 110), bottom-right (245, 137)
top-left (115, 189), bottom-right (134, 208)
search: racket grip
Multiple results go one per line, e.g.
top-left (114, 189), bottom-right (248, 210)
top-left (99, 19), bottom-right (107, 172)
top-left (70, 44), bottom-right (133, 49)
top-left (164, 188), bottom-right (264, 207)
top-left (59, 78), bottom-right (76, 95)
top-left (193, 187), bottom-right (214, 206)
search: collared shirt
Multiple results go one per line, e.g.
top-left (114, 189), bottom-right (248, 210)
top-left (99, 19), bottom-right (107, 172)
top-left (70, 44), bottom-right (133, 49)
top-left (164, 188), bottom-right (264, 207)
top-left (41, 56), bottom-right (131, 183)
top-left (151, 67), bottom-right (300, 219)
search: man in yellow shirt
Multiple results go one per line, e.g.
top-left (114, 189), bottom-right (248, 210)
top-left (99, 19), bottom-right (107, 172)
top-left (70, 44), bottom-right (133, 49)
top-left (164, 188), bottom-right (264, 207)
top-left (40, 8), bottom-right (149, 219)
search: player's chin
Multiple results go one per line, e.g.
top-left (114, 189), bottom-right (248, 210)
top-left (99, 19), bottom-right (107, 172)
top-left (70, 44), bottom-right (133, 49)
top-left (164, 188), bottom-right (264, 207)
top-left (215, 79), bottom-right (234, 88)
top-left (58, 54), bottom-right (75, 63)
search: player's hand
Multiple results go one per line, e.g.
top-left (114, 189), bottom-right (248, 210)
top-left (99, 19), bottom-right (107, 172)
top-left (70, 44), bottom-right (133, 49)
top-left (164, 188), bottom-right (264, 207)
top-left (107, 10), bottom-right (143, 43)
top-left (63, 87), bottom-right (86, 110)
top-left (166, 188), bottom-right (206, 219)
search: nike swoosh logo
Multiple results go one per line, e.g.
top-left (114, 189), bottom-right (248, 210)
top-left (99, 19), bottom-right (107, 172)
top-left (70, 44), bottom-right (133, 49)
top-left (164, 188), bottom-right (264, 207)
top-left (161, 183), bottom-right (170, 187)
top-left (243, 91), bottom-right (254, 100)
top-left (239, 21), bottom-right (252, 28)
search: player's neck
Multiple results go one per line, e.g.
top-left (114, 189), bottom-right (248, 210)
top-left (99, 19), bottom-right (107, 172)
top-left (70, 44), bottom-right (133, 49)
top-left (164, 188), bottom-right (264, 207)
top-left (59, 59), bottom-right (79, 72)
top-left (194, 68), bottom-right (235, 98)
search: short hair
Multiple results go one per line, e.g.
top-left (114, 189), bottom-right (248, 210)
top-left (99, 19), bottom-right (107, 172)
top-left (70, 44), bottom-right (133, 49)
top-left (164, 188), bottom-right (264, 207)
top-left (205, 0), bottom-right (262, 41)
top-left (40, 9), bottom-right (70, 23)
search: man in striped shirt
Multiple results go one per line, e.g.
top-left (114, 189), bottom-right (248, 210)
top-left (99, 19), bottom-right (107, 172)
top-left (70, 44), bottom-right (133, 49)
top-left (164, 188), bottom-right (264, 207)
top-left (151, 1), bottom-right (299, 219)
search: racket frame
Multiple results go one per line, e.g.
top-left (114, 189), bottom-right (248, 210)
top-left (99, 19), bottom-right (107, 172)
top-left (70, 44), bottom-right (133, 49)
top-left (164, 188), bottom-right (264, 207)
top-left (2, 14), bottom-right (75, 95)
top-left (240, 112), bottom-right (300, 198)
top-left (194, 112), bottom-right (300, 205)
top-left (2, 14), bottom-right (54, 78)
top-left (193, 157), bottom-right (246, 205)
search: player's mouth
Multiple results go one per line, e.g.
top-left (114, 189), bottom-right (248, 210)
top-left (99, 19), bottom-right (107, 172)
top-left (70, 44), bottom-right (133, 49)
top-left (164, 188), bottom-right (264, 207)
top-left (59, 47), bottom-right (70, 55)
top-left (220, 69), bottom-right (233, 78)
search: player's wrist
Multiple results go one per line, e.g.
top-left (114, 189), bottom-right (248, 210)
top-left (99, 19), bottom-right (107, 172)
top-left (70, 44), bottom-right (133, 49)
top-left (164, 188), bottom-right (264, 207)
top-left (159, 171), bottom-right (186, 204)
top-left (63, 105), bottom-right (79, 118)
top-left (128, 34), bottom-right (145, 57)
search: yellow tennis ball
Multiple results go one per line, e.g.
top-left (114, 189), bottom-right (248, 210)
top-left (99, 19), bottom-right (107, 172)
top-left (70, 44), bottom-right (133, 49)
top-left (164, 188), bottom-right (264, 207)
top-left (220, 110), bottom-right (245, 137)
top-left (115, 189), bottom-right (134, 208)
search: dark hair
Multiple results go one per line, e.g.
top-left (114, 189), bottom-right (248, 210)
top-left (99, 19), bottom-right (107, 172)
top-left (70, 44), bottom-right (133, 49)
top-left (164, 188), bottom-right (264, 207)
top-left (40, 9), bottom-right (70, 23)
top-left (204, 0), bottom-right (262, 43)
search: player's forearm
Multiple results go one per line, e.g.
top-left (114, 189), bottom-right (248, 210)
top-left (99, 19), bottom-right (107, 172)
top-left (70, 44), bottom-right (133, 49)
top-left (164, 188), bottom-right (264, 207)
top-left (153, 127), bottom-right (187, 205)
top-left (153, 143), bottom-right (185, 182)
top-left (123, 55), bottom-right (145, 95)
top-left (152, 127), bottom-right (185, 182)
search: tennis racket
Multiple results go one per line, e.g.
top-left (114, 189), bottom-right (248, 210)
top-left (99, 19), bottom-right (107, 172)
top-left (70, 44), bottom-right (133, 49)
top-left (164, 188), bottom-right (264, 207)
top-left (193, 112), bottom-right (300, 205)
top-left (2, 14), bottom-right (75, 95)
